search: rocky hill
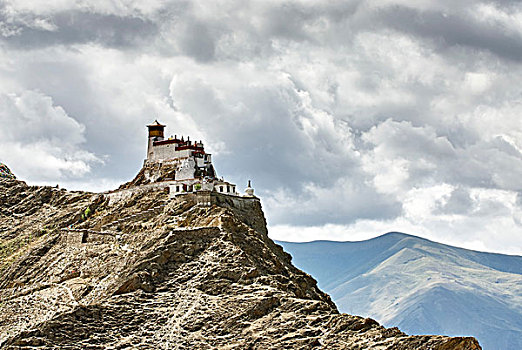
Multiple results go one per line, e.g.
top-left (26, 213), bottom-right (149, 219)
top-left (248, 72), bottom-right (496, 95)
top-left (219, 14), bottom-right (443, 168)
top-left (0, 163), bottom-right (16, 180)
top-left (0, 178), bottom-right (481, 349)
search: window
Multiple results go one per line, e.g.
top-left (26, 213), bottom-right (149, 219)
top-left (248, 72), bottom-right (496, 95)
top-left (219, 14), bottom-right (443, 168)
top-left (220, 186), bottom-right (224, 192)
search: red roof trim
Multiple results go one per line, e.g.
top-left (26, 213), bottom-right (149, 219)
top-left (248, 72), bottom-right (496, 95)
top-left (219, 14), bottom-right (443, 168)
top-left (153, 139), bottom-right (180, 146)
top-left (176, 145), bottom-right (205, 152)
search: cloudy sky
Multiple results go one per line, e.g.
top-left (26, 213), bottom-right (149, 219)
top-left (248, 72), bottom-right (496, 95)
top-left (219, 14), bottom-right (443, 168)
top-left (1, 0), bottom-right (522, 254)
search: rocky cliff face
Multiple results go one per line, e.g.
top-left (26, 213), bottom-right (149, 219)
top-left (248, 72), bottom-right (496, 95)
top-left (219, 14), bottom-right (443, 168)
top-left (0, 178), bottom-right (481, 349)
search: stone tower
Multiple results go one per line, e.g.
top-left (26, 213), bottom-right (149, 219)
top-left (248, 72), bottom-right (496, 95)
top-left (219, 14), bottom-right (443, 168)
top-left (146, 120), bottom-right (166, 160)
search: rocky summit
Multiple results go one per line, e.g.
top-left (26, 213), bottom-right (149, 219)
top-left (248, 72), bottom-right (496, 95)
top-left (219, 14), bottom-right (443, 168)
top-left (0, 177), bottom-right (481, 349)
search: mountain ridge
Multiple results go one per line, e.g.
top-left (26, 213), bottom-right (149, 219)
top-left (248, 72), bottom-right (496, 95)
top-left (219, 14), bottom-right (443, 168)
top-left (278, 232), bottom-right (522, 350)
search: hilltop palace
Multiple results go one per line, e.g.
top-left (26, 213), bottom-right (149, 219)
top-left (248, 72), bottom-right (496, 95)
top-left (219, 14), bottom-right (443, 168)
top-left (141, 120), bottom-right (255, 199)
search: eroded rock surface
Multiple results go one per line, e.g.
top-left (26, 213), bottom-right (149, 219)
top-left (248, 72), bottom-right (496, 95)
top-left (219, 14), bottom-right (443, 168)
top-left (0, 178), bottom-right (481, 349)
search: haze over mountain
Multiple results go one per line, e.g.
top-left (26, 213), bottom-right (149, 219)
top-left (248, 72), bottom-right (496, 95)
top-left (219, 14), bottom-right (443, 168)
top-left (278, 233), bottom-right (522, 350)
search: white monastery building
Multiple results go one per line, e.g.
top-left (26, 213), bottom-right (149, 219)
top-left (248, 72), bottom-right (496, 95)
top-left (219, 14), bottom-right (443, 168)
top-left (144, 120), bottom-right (254, 198)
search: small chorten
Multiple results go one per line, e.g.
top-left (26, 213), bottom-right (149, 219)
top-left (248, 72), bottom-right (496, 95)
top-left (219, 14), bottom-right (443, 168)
top-left (244, 180), bottom-right (255, 197)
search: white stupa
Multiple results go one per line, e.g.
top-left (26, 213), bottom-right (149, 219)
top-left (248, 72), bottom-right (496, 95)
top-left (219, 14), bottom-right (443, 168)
top-left (244, 180), bottom-right (255, 197)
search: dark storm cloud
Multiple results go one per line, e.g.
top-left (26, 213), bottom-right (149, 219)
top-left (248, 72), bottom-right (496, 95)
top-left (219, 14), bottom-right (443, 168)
top-left (374, 5), bottom-right (522, 62)
top-left (260, 2), bottom-right (322, 41)
top-left (3, 1), bottom-right (522, 62)
top-left (0, 10), bottom-right (158, 49)
top-left (2, 0), bottom-right (522, 251)
top-left (178, 20), bottom-right (217, 62)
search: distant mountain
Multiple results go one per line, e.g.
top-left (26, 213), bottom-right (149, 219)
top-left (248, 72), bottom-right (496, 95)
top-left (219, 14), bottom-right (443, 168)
top-left (278, 232), bottom-right (522, 350)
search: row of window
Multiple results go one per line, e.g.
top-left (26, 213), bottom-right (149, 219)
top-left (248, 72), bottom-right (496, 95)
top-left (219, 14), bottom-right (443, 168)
top-left (218, 185), bottom-right (236, 193)
top-left (173, 184), bottom-right (236, 193)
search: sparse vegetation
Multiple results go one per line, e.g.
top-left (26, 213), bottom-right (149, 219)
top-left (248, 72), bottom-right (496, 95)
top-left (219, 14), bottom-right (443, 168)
top-left (0, 230), bottom-right (38, 272)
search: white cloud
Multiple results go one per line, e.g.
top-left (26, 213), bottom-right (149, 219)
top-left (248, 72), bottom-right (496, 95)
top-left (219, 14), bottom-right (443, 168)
top-left (474, 3), bottom-right (522, 37)
top-left (463, 72), bottom-right (492, 94)
top-left (270, 185), bottom-right (522, 255)
top-left (0, 90), bottom-right (101, 181)
top-left (1, 0), bottom-right (522, 255)
top-left (1, 0), bottom-right (167, 17)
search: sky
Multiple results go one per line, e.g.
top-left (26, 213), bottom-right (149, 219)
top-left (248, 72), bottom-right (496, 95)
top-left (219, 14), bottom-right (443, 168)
top-left (1, 0), bottom-right (522, 255)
